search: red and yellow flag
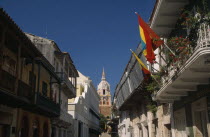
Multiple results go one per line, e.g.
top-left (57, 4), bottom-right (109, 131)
top-left (137, 13), bottom-right (163, 63)
top-left (131, 50), bottom-right (150, 78)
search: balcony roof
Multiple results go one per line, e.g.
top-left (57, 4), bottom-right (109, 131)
top-left (149, 0), bottom-right (189, 37)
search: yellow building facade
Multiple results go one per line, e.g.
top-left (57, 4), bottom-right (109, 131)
top-left (0, 8), bottom-right (61, 137)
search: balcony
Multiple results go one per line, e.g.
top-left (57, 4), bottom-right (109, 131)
top-left (114, 45), bottom-right (146, 110)
top-left (56, 72), bottom-right (76, 98)
top-left (155, 23), bottom-right (210, 102)
top-left (36, 92), bottom-right (60, 117)
top-left (0, 69), bottom-right (16, 93)
top-left (18, 80), bottom-right (33, 101)
top-left (60, 109), bottom-right (73, 124)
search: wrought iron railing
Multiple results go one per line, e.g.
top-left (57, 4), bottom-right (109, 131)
top-left (161, 23), bottom-right (210, 85)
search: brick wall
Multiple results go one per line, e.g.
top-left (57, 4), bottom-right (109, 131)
top-left (100, 106), bottom-right (111, 117)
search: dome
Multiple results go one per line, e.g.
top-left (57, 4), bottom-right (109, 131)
top-left (98, 80), bottom-right (110, 91)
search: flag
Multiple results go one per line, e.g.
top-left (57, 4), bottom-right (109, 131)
top-left (131, 50), bottom-right (151, 79)
top-left (137, 13), bottom-right (163, 63)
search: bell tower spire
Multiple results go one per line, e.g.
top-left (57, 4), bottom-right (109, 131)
top-left (97, 68), bottom-right (111, 117)
top-left (102, 68), bottom-right (106, 81)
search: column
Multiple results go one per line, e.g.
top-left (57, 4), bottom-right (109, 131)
top-left (15, 43), bottom-right (21, 94)
top-left (185, 104), bottom-right (194, 137)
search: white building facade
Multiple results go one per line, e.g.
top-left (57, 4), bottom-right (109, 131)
top-left (68, 71), bottom-right (101, 137)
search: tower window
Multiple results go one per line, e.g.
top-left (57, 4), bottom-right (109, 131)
top-left (103, 89), bottom-right (105, 95)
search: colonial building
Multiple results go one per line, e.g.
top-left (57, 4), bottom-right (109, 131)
top-left (26, 34), bottom-right (78, 137)
top-left (113, 44), bottom-right (156, 137)
top-left (0, 8), bottom-right (61, 137)
top-left (150, 0), bottom-right (210, 137)
top-left (97, 69), bottom-right (112, 118)
top-left (114, 0), bottom-right (210, 137)
top-left (68, 71), bottom-right (101, 137)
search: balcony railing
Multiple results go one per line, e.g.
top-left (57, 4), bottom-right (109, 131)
top-left (155, 23), bottom-right (210, 101)
top-left (36, 92), bottom-right (60, 116)
top-left (18, 80), bottom-right (33, 100)
top-left (56, 72), bottom-right (76, 96)
top-left (115, 45), bottom-right (145, 109)
top-left (160, 23), bottom-right (210, 84)
top-left (0, 69), bottom-right (16, 93)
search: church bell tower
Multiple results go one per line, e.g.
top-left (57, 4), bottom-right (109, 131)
top-left (97, 68), bottom-right (111, 118)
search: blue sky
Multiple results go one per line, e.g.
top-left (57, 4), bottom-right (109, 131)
top-left (1, 0), bottom-right (155, 97)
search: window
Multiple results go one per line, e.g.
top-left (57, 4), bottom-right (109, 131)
top-left (103, 89), bottom-right (105, 95)
top-left (42, 82), bottom-right (48, 96)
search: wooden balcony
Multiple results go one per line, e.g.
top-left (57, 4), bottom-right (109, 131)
top-left (0, 69), bottom-right (16, 93)
top-left (56, 72), bottom-right (76, 98)
top-left (17, 80), bottom-right (33, 100)
top-left (36, 92), bottom-right (60, 117)
top-left (0, 69), bottom-right (34, 107)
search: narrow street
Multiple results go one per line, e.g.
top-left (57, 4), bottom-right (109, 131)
top-left (1, 0), bottom-right (210, 137)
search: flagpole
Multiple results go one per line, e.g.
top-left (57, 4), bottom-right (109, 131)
top-left (164, 42), bottom-right (176, 56)
top-left (151, 75), bottom-right (161, 86)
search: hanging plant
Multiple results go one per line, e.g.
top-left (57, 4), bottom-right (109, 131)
top-left (146, 103), bottom-right (157, 115)
top-left (145, 74), bottom-right (161, 93)
top-left (167, 36), bottom-right (192, 65)
top-left (143, 94), bottom-right (157, 115)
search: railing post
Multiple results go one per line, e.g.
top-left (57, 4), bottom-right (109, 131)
top-left (15, 43), bottom-right (21, 94)
top-left (50, 76), bottom-right (52, 99)
top-left (59, 83), bottom-right (61, 105)
top-left (36, 62), bottom-right (41, 103)
top-left (204, 24), bottom-right (207, 48)
top-left (31, 59), bottom-right (35, 96)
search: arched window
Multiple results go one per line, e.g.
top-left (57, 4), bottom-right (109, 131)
top-left (103, 89), bottom-right (105, 95)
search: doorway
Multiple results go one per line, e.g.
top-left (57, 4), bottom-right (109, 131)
top-left (192, 98), bottom-right (209, 137)
top-left (0, 124), bottom-right (10, 137)
top-left (20, 116), bottom-right (29, 137)
top-left (32, 120), bottom-right (39, 137)
top-left (174, 108), bottom-right (187, 137)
